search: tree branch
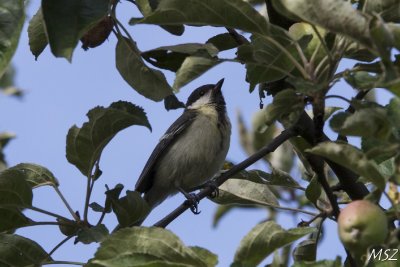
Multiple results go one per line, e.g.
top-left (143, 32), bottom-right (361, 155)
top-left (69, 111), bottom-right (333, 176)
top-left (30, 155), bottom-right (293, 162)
top-left (154, 127), bottom-right (299, 228)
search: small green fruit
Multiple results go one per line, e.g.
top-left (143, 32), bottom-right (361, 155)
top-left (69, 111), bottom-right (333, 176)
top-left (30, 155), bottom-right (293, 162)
top-left (338, 200), bottom-right (388, 256)
top-left (288, 22), bottom-right (326, 60)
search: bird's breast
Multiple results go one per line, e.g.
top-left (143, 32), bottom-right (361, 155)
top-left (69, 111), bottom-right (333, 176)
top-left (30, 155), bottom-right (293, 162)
top-left (154, 109), bottom-right (231, 190)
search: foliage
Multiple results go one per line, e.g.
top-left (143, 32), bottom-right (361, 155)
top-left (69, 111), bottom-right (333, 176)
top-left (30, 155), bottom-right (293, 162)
top-left (1, 0), bottom-right (400, 266)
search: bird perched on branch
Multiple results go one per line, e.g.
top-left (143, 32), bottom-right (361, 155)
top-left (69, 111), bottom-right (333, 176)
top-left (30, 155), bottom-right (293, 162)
top-left (135, 79), bottom-right (231, 219)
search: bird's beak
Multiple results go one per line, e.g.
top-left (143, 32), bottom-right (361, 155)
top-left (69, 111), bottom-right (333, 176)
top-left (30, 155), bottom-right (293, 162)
top-left (213, 78), bottom-right (224, 92)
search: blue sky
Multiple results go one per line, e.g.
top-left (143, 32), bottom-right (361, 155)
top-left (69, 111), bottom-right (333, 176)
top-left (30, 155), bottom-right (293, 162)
top-left (1, 1), bottom-right (393, 266)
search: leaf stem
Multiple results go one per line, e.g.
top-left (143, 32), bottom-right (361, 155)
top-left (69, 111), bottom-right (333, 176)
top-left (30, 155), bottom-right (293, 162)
top-left (53, 186), bottom-right (79, 221)
top-left (29, 206), bottom-right (71, 221)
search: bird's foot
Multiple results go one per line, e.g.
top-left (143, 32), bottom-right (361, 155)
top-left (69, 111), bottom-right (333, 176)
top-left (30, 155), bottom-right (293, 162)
top-left (183, 193), bottom-right (201, 214)
top-left (205, 180), bottom-right (219, 198)
top-left (178, 187), bottom-right (201, 214)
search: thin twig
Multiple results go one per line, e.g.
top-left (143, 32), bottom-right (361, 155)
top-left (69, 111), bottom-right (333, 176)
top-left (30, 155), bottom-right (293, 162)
top-left (225, 27), bottom-right (249, 45)
top-left (154, 127), bottom-right (299, 228)
top-left (48, 236), bottom-right (74, 257)
top-left (53, 186), bottom-right (80, 221)
top-left (42, 261), bottom-right (84, 266)
top-left (325, 95), bottom-right (352, 104)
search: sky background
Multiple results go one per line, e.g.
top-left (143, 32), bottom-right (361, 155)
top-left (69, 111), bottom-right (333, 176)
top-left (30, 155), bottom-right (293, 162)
top-left (0, 1), bottom-right (394, 266)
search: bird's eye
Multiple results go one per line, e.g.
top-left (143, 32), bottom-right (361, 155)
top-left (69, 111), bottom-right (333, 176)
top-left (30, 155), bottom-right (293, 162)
top-left (199, 90), bottom-right (205, 96)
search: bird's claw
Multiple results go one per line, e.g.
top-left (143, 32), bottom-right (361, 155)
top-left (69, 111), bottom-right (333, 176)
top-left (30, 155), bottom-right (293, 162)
top-left (184, 193), bottom-right (201, 214)
top-left (206, 180), bottom-right (219, 198)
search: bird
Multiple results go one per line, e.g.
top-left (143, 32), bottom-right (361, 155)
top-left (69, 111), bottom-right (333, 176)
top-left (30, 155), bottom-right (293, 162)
top-left (135, 79), bottom-right (231, 220)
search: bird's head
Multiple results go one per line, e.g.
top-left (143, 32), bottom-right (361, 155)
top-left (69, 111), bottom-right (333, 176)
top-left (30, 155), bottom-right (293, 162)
top-left (186, 79), bottom-right (226, 110)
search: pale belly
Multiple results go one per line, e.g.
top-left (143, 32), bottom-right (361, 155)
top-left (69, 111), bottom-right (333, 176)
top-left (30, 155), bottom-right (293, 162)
top-left (153, 113), bottom-right (231, 191)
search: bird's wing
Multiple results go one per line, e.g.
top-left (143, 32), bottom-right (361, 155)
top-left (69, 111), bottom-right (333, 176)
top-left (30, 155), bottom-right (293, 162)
top-left (135, 110), bottom-right (197, 193)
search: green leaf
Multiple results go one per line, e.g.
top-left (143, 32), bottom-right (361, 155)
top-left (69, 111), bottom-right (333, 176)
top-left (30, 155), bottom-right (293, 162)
top-left (305, 175), bottom-right (322, 205)
top-left (75, 224), bottom-right (109, 245)
top-left (233, 221), bottom-right (316, 266)
top-left (0, 208), bottom-right (31, 232)
top-left (104, 183), bottom-right (124, 213)
top-left (343, 71), bottom-right (380, 90)
top-left (278, 0), bottom-right (371, 47)
top-left (173, 56), bottom-right (219, 91)
top-left (0, 234), bottom-right (51, 266)
top-left (42, 0), bottom-right (109, 61)
top-left (263, 89), bottom-right (305, 127)
top-left (293, 239), bottom-right (317, 262)
top-left (135, 0), bottom-right (185, 35)
top-left (237, 32), bottom-right (300, 84)
top-left (292, 257), bottom-right (342, 267)
top-left (66, 101), bottom-right (151, 177)
top-left (164, 94), bottom-right (185, 111)
top-left (87, 227), bottom-right (217, 267)
top-left (0, 169), bottom-right (33, 207)
top-left (363, 0), bottom-right (400, 23)
top-left (232, 169), bottom-right (301, 189)
top-left (206, 33), bottom-right (239, 51)
top-left (9, 163), bottom-right (59, 188)
top-left (0, 132), bottom-right (15, 171)
top-left (307, 142), bottom-right (386, 190)
top-left (116, 37), bottom-right (173, 101)
top-left (141, 43), bottom-right (218, 72)
top-left (110, 191), bottom-right (150, 227)
top-left (27, 8), bottom-right (48, 60)
top-left (0, 0), bottom-right (25, 77)
top-left (140, 0), bottom-right (270, 35)
top-left (187, 247), bottom-right (218, 267)
top-left (89, 202), bottom-right (105, 213)
top-left (210, 178), bottom-right (279, 207)
top-left (329, 108), bottom-right (391, 139)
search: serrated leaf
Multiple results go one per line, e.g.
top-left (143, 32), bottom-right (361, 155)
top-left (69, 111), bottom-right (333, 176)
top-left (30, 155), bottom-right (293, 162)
top-left (164, 94), bottom-right (185, 111)
top-left (110, 191), bottom-right (150, 227)
top-left (86, 227), bottom-right (217, 267)
top-left (307, 142), bottom-right (386, 190)
top-left (9, 163), bottom-right (59, 188)
top-left (0, 208), bottom-right (31, 232)
top-left (66, 101), bottom-right (151, 177)
top-left (330, 108), bottom-right (391, 139)
top-left (0, 0), bottom-right (24, 77)
top-left (0, 234), bottom-right (51, 266)
top-left (140, 0), bottom-right (270, 35)
top-left (27, 8), bottom-right (48, 60)
top-left (188, 246), bottom-right (218, 267)
top-left (116, 37), bottom-right (173, 101)
top-left (42, 0), bottom-right (109, 60)
top-left (173, 56), bottom-right (219, 91)
top-left (210, 178), bottom-right (279, 207)
top-left (0, 169), bottom-right (33, 207)
top-left (233, 221), bottom-right (316, 266)
top-left (75, 224), bottom-right (109, 245)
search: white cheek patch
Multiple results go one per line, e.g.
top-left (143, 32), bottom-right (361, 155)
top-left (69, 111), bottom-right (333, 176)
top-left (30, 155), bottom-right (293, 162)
top-left (187, 91), bottom-right (212, 109)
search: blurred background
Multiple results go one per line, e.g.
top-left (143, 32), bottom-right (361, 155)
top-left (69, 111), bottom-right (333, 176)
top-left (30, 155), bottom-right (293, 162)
top-left (0, 1), bottom-right (393, 266)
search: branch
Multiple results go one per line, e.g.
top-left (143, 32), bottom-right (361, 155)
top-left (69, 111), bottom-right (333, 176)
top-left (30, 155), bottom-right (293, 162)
top-left (225, 27), bottom-right (249, 45)
top-left (154, 127), bottom-right (299, 228)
